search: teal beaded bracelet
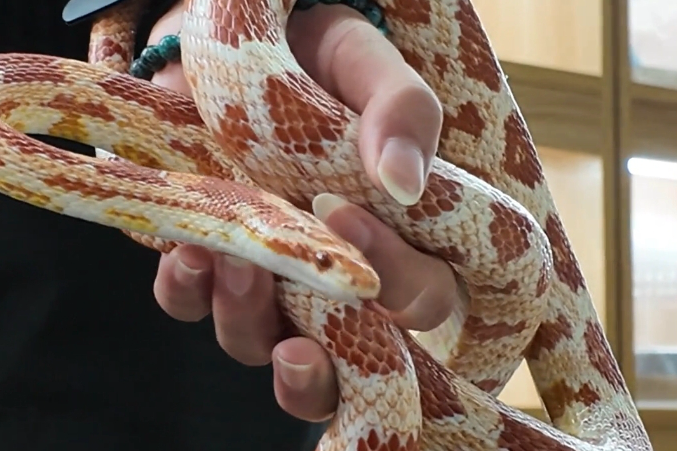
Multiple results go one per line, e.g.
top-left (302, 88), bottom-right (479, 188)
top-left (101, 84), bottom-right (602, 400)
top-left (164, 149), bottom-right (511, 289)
top-left (130, 33), bottom-right (181, 80)
top-left (129, 0), bottom-right (389, 80)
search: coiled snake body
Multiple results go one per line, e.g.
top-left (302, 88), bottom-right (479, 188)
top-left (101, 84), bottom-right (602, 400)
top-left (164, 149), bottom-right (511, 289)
top-left (0, 0), bottom-right (653, 450)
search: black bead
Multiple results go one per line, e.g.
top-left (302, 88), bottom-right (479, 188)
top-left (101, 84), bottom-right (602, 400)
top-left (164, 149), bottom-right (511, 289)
top-left (343, 0), bottom-right (368, 11)
top-left (294, 0), bottom-right (320, 10)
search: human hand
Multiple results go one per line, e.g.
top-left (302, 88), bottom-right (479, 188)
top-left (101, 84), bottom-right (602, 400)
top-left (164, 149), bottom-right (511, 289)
top-left (150, 1), bottom-right (460, 423)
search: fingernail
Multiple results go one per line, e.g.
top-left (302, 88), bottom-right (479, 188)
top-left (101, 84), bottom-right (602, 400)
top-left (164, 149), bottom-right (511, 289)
top-left (175, 256), bottom-right (207, 286)
top-left (222, 255), bottom-right (254, 297)
top-left (377, 138), bottom-right (425, 206)
top-left (276, 355), bottom-right (313, 391)
top-left (312, 192), bottom-right (350, 222)
top-left (312, 193), bottom-right (371, 251)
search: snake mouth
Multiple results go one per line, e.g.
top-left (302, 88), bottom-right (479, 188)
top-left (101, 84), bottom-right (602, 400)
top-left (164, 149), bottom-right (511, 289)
top-left (274, 247), bottom-right (376, 302)
top-left (285, 253), bottom-right (380, 304)
top-left (343, 256), bottom-right (381, 300)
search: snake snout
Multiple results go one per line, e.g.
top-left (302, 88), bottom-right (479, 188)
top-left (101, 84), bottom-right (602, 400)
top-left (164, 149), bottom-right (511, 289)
top-left (317, 248), bottom-right (381, 302)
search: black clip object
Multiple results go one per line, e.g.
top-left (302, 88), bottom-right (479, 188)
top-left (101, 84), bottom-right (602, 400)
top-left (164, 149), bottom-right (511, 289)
top-left (62, 0), bottom-right (129, 25)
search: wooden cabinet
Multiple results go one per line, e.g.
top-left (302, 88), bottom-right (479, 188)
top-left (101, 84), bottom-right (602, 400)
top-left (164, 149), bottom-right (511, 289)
top-left (474, 0), bottom-right (602, 75)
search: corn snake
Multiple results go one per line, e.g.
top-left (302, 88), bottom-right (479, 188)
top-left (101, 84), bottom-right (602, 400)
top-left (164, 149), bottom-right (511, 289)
top-left (0, 0), bottom-right (654, 450)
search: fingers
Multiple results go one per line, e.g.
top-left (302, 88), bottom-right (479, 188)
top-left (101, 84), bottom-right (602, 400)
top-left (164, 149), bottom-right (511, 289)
top-left (153, 246), bottom-right (280, 366)
top-left (288, 5), bottom-right (443, 206)
top-left (147, 0), bottom-right (450, 422)
top-left (211, 256), bottom-right (280, 366)
top-left (272, 337), bottom-right (338, 422)
top-left (147, 2), bottom-right (283, 365)
top-left (153, 245), bottom-right (214, 321)
top-left (146, 0), bottom-right (341, 422)
top-left (314, 193), bottom-right (459, 331)
top-left (153, 247), bottom-right (339, 420)
top-left (272, 191), bottom-right (460, 421)
top-left (150, 3), bottom-right (442, 207)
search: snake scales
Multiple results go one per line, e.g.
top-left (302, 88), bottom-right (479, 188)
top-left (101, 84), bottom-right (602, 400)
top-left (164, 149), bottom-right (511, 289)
top-left (0, 0), bottom-right (653, 450)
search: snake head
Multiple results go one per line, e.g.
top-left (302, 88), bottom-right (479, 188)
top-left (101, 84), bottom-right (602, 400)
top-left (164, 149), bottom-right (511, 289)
top-left (254, 209), bottom-right (382, 303)
top-left (182, 180), bottom-right (382, 303)
top-left (310, 249), bottom-right (381, 302)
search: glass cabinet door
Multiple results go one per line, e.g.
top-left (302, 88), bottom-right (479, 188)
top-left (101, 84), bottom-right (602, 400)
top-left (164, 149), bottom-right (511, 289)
top-left (627, 156), bottom-right (677, 407)
top-left (629, 0), bottom-right (677, 89)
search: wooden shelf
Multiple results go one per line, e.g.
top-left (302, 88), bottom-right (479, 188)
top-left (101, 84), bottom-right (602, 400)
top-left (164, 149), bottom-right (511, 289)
top-left (633, 66), bottom-right (677, 93)
top-left (500, 62), bottom-right (677, 162)
top-left (503, 63), bottom-right (603, 155)
top-left (628, 81), bottom-right (677, 161)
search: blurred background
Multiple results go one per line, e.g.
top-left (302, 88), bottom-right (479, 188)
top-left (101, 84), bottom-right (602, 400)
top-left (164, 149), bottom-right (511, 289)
top-left (470, 0), bottom-right (677, 447)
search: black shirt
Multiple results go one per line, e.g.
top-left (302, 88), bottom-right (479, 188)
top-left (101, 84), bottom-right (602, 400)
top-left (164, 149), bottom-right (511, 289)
top-left (0, 2), bottom-right (322, 449)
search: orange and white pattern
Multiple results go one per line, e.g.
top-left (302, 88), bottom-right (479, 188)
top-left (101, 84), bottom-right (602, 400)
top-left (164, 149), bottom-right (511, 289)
top-left (0, 0), bottom-right (653, 450)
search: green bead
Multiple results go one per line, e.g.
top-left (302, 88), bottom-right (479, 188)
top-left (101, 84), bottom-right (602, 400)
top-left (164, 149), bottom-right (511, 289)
top-left (129, 59), bottom-right (154, 80)
top-left (362, 3), bottom-right (384, 27)
top-left (342, 0), bottom-right (367, 10)
top-left (158, 34), bottom-right (181, 61)
top-left (138, 45), bottom-right (167, 72)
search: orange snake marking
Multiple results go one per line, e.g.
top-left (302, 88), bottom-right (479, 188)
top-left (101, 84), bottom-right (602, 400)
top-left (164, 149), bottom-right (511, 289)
top-left (0, 0), bottom-right (653, 450)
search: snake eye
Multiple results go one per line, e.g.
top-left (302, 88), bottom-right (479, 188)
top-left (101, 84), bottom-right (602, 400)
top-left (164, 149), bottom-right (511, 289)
top-left (314, 251), bottom-right (334, 271)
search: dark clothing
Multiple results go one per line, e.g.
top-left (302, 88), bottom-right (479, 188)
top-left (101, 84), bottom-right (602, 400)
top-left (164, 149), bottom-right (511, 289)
top-left (0, 1), bottom-right (322, 449)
